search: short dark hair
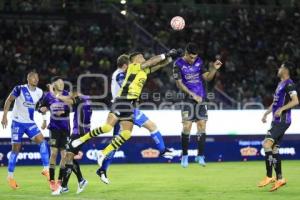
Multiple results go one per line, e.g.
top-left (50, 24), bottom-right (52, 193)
top-left (185, 43), bottom-right (199, 55)
top-left (51, 76), bottom-right (64, 83)
top-left (282, 61), bottom-right (295, 71)
top-left (27, 70), bottom-right (38, 78)
top-left (129, 52), bottom-right (142, 62)
top-left (117, 54), bottom-right (129, 68)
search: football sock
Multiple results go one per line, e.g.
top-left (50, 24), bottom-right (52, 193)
top-left (8, 151), bottom-right (18, 177)
top-left (102, 130), bottom-right (131, 156)
top-left (150, 130), bottom-right (165, 152)
top-left (72, 160), bottom-right (83, 183)
top-left (181, 132), bottom-right (190, 156)
top-left (49, 164), bottom-right (55, 181)
top-left (39, 140), bottom-right (50, 168)
top-left (264, 150), bottom-right (273, 177)
top-left (196, 132), bottom-right (206, 156)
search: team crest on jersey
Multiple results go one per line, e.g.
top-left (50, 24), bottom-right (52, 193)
top-left (195, 62), bottom-right (200, 67)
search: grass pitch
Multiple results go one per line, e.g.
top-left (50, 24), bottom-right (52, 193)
top-left (0, 161), bottom-right (299, 200)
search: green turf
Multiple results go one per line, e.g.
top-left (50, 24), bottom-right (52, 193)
top-left (0, 161), bottom-right (299, 200)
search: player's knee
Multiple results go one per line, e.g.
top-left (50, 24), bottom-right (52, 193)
top-left (263, 139), bottom-right (273, 149)
top-left (102, 124), bottom-right (113, 133)
top-left (120, 130), bottom-right (131, 140)
top-left (144, 120), bottom-right (157, 132)
top-left (183, 124), bottom-right (192, 133)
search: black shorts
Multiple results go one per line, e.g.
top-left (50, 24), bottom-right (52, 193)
top-left (66, 134), bottom-right (83, 155)
top-left (110, 98), bottom-right (137, 122)
top-left (181, 100), bottom-right (208, 122)
top-left (265, 121), bottom-right (290, 144)
top-left (49, 129), bottom-right (70, 149)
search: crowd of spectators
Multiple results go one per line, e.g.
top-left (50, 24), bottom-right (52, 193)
top-left (0, 3), bottom-right (300, 109)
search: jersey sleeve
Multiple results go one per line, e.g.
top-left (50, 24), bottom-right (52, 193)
top-left (116, 73), bottom-right (126, 87)
top-left (173, 62), bottom-right (182, 80)
top-left (11, 85), bottom-right (21, 98)
top-left (285, 83), bottom-right (297, 97)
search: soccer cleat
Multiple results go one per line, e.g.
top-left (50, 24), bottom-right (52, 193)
top-left (71, 138), bottom-right (83, 148)
top-left (50, 180), bottom-right (57, 191)
top-left (51, 185), bottom-right (68, 195)
top-left (96, 169), bottom-right (109, 184)
top-left (96, 151), bottom-right (105, 168)
top-left (77, 179), bottom-right (88, 194)
top-left (160, 148), bottom-right (175, 159)
top-left (195, 156), bottom-right (206, 167)
top-left (269, 178), bottom-right (287, 192)
top-left (7, 177), bottom-right (19, 190)
top-left (181, 155), bottom-right (189, 168)
top-left (41, 169), bottom-right (50, 181)
top-left (257, 176), bottom-right (276, 187)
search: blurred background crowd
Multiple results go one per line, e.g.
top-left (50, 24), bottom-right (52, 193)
top-left (0, 0), bottom-right (299, 109)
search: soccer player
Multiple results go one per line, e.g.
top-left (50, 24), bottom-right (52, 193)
top-left (258, 62), bottom-right (299, 192)
top-left (70, 49), bottom-right (181, 168)
top-left (96, 54), bottom-right (174, 184)
top-left (173, 43), bottom-right (222, 168)
top-left (50, 85), bottom-right (91, 195)
top-left (39, 77), bottom-right (71, 191)
top-left (1, 71), bottom-right (50, 189)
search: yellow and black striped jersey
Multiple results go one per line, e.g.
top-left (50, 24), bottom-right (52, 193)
top-left (117, 63), bottom-right (150, 99)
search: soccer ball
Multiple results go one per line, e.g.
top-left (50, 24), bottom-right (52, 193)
top-left (170, 16), bottom-right (185, 31)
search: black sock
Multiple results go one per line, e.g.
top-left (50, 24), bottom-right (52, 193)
top-left (62, 164), bottom-right (73, 188)
top-left (58, 167), bottom-right (65, 181)
top-left (265, 151), bottom-right (273, 178)
top-left (273, 153), bottom-right (282, 180)
top-left (50, 164), bottom-right (55, 181)
top-left (72, 160), bottom-right (83, 183)
top-left (181, 133), bottom-right (190, 156)
top-left (197, 132), bottom-right (206, 156)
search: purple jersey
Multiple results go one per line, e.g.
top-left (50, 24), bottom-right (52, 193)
top-left (173, 57), bottom-right (207, 98)
top-left (40, 91), bottom-right (70, 132)
top-left (72, 95), bottom-right (92, 136)
top-left (272, 79), bottom-right (297, 124)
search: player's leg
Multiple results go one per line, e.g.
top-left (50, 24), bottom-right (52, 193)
top-left (73, 159), bottom-right (88, 194)
top-left (141, 119), bottom-right (174, 158)
top-left (258, 131), bottom-right (275, 187)
top-left (58, 149), bottom-right (67, 185)
top-left (52, 151), bottom-right (73, 195)
top-left (134, 109), bottom-right (166, 153)
top-left (7, 121), bottom-right (24, 189)
top-left (181, 120), bottom-right (192, 168)
top-left (8, 143), bottom-right (21, 189)
top-left (269, 123), bottom-right (290, 192)
top-left (71, 113), bottom-right (117, 148)
top-left (180, 101), bottom-right (194, 168)
top-left (31, 131), bottom-right (50, 180)
top-left (195, 120), bottom-right (207, 166)
top-left (49, 146), bottom-right (58, 190)
top-left (97, 122), bottom-right (121, 184)
top-left (97, 120), bottom-right (133, 168)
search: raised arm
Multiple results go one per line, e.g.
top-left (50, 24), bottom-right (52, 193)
top-left (149, 57), bottom-right (173, 73)
top-left (202, 60), bottom-right (222, 81)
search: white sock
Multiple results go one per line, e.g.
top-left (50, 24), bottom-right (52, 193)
top-left (8, 172), bottom-right (14, 178)
top-left (43, 166), bottom-right (49, 171)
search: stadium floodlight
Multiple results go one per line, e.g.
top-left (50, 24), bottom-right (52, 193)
top-left (120, 10), bottom-right (127, 15)
top-left (120, 0), bottom-right (126, 4)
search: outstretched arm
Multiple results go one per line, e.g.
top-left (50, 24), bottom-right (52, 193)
top-left (202, 60), bottom-right (222, 81)
top-left (1, 94), bottom-right (16, 129)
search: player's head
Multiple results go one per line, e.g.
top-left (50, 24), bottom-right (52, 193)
top-left (184, 43), bottom-right (199, 64)
top-left (278, 61), bottom-right (294, 78)
top-left (27, 71), bottom-right (39, 87)
top-left (51, 76), bottom-right (65, 92)
top-left (117, 54), bottom-right (130, 70)
top-left (129, 52), bottom-right (145, 64)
